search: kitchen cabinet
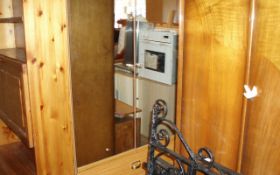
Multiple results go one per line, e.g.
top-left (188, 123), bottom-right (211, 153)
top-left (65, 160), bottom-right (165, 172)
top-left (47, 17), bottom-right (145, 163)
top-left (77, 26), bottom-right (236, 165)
top-left (114, 100), bottom-right (141, 154)
top-left (0, 49), bottom-right (33, 147)
top-left (114, 71), bottom-right (135, 106)
top-left (115, 70), bottom-right (176, 138)
top-left (114, 117), bottom-right (141, 154)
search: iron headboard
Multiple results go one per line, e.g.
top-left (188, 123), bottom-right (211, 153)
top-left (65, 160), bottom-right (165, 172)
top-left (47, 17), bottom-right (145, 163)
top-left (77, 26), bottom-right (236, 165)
top-left (146, 99), bottom-right (241, 175)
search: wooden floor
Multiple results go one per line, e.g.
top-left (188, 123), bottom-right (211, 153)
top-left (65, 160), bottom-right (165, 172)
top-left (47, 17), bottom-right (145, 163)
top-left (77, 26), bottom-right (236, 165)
top-left (0, 142), bottom-right (36, 175)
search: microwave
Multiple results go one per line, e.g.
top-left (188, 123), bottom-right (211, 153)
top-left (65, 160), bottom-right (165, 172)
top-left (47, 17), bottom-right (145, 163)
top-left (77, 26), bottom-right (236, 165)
top-left (138, 30), bottom-right (178, 85)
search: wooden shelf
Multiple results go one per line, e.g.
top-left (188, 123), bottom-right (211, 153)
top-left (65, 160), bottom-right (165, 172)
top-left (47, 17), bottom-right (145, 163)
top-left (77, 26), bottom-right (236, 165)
top-left (115, 99), bottom-right (142, 118)
top-left (0, 17), bottom-right (23, 23)
top-left (0, 48), bottom-right (26, 63)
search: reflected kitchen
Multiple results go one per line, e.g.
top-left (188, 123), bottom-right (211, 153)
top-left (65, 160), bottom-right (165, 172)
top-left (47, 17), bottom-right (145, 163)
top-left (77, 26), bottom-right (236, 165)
top-left (113, 0), bottom-right (179, 155)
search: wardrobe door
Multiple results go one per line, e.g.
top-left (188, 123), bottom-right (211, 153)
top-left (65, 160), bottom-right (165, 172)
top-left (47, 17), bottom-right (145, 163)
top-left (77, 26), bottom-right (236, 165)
top-left (241, 1), bottom-right (280, 174)
top-left (178, 0), bottom-right (250, 169)
top-left (68, 0), bottom-right (114, 167)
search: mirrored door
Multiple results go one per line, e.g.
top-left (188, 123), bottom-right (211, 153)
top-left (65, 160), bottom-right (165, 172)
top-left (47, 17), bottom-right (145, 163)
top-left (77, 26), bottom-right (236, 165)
top-left (69, 0), bottom-right (180, 168)
top-left (133, 0), bottom-right (180, 148)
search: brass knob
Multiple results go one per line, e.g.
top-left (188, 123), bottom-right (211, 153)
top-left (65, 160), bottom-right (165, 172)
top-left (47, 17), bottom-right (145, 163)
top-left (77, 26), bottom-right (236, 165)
top-left (131, 160), bottom-right (142, 170)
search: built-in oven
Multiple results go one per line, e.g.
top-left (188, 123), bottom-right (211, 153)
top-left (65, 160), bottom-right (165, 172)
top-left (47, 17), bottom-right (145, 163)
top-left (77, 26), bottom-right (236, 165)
top-left (138, 30), bottom-right (178, 85)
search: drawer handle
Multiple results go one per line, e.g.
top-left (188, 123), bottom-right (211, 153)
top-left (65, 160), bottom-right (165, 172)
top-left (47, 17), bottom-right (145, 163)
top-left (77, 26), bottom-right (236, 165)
top-left (131, 160), bottom-right (142, 170)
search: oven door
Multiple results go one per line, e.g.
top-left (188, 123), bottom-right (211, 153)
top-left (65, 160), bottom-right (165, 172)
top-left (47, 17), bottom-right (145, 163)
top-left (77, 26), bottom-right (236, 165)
top-left (138, 40), bottom-right (176, 85)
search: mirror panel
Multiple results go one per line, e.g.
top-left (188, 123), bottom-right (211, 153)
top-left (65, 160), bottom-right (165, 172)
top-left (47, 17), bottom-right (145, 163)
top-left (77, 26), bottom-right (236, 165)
top-left (68, 0), bottom-right (115, 167)
top-left (134, 0), bottom-right (179, 147)
top-left (69, 0), bottom-right (180, 168)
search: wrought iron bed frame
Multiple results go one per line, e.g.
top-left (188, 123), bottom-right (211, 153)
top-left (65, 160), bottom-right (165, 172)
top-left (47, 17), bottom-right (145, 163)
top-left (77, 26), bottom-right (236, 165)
top-left (146, 99), bottom-right (241, 175)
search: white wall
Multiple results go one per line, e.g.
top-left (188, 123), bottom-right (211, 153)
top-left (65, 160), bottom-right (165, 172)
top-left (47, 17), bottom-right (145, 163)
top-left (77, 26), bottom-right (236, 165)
top-left (114, 0), bottom-right (146, 28)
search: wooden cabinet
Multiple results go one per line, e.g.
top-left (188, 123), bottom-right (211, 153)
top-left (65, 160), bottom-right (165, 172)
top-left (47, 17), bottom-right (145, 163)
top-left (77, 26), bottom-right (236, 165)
top-left (178, 0), bottom-right (250, 169)
top-left (240, 1), bottom-right (280, 174)
top-left (0, 49), bottom-right (33, 147)
top-left (114, 71), bottom-right (135, 106)
top-left (0, 0), bottom-right (32, 147)
top-left (114, 117), bottom-right (141, 154)
top-left (114, 100), bottom-right (142, 154)
top-left (68, 0), bottom-right (114, 167)
top-left (178, 0), bottom-right (280, 174)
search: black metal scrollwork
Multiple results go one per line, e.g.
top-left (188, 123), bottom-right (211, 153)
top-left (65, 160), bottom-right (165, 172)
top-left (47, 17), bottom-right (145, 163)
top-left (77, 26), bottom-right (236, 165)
top-left (147, 99), bottom-right (241, 175)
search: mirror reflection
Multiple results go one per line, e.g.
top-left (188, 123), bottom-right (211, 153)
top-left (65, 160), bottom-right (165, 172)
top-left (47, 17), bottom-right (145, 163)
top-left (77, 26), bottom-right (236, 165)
top-left (71, 0), bottom-right (179, 168)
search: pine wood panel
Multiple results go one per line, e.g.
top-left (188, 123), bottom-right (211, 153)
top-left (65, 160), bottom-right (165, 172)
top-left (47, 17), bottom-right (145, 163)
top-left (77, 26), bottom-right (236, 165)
top-left (68, 0), bottom-right (114, 167)
top-left (0, 0), bottom-right (16, 49)
top-left (22, 64), bottom-right (33, 147)
top-left (23, 0), bottom-right (75, 174)
top-left (78, 138), bottom-right (174, 175)
top-left (179, 0), bottom-right (250, 170)
top-left (78, 146), bottom-right (147, 175)
top-left (241, 1), bottom-right (280, 174)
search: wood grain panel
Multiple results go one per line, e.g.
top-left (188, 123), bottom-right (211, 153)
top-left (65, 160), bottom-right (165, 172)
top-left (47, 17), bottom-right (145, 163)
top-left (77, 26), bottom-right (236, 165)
top-left (179, 0), bottom-right (250, 169)
top-left (241, 1), bottom-right (280, 174)
top-left (0, 0), bottom-right (16, 49)
top-left (78, 146), bottom-right (147, 175)
top-left (175, 0), bottom-right (186, 153)
top-left (68, 0), bottom-right (114, 167)
top-left (23, 0), bottom-right (75, 174)
top-left (22, 65), bottom-right (33, 147)
top-left (78, 138), bottom-right (174, 175)
top-left (3, 70), bottom-right (24, 130)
